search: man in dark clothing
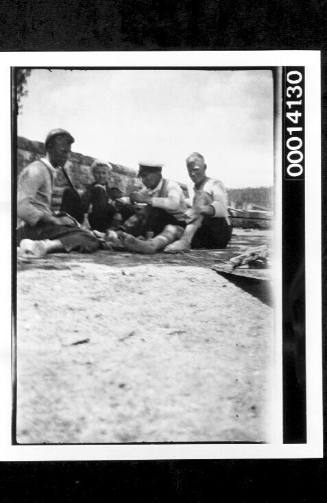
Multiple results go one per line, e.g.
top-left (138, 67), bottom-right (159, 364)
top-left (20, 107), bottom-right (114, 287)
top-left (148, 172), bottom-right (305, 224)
top-left (60, 159), bottom-right (117, 232)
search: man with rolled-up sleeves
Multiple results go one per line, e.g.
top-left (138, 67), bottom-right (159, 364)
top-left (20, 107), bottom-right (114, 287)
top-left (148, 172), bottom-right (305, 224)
top-left (107, 162), bottom-right (188, 254)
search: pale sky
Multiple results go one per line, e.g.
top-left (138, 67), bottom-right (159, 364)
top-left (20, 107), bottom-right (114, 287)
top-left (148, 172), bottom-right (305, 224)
top-left (18, 69), bottom-right (274, 189)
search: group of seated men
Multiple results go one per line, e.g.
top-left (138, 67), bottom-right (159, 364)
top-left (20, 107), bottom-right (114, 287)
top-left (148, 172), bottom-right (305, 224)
top-left (17, 128), bottom-right (232, 258)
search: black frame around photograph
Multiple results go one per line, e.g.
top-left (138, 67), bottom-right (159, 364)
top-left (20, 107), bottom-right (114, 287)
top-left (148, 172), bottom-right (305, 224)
top-left (0, 0), bottom-right (326, 499)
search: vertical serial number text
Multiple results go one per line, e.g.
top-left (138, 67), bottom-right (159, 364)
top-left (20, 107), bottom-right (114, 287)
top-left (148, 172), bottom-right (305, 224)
top-left (284, 69), bottom-right (304, 178)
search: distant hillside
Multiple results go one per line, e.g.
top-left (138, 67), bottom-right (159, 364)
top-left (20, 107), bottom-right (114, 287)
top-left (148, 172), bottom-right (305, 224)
top-left (227, 187), bottom-right (273, 210)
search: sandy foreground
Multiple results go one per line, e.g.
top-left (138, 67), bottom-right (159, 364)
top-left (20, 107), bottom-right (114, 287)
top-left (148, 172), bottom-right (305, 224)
top-left (16, 245), bottom-right (274, 444)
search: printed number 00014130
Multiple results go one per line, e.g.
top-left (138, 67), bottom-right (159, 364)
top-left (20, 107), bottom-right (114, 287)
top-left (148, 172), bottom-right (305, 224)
top-left (285, 70), bottom-right (304, 178)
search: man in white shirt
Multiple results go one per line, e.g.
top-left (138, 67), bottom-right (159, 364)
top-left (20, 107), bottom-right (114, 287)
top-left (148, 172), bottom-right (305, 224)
top-left (164, 152), bottom-right (232, 252)
top-left (111, 162), bottom-right (187, 253)
top-left (121, 162), bottom-right (187, 234)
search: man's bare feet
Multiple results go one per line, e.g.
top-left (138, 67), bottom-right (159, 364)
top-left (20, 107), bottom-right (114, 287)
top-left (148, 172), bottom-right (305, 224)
top-left (121, 225), bottom-right (184, 255)
top-left (122, 234), bottom-right (157, 254)
top-left (163, 238), bottom-right (191, 253)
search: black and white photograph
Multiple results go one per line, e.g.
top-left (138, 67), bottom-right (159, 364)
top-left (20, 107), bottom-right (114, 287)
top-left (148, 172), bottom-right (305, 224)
top-left (0, 52), bottom-right (322, 459)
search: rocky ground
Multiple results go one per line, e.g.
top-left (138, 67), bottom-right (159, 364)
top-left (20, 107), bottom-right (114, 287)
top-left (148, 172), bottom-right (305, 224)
top-left (15, 230), bottom-right (274, 444)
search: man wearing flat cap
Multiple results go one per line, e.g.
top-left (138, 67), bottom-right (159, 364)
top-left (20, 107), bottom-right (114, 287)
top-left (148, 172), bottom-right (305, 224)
top-left (17, 128), bottom-right (100, 257)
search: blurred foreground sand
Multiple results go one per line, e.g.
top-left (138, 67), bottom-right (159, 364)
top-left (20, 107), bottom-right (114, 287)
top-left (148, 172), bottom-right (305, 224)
top-left (16, 261), bottom-right (273, 444)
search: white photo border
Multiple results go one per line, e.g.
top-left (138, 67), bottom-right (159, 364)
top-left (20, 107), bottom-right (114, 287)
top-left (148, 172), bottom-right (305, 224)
top-left (0, 51), bottom-right (322, 460)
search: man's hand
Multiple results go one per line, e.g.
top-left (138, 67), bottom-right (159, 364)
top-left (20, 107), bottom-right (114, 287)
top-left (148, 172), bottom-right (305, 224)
top-left (184, 207), bottom-right (201, 223)
top-left (130, 192), bottom-right (152, 204)
top-left (48, 215), bottom-right (78, 226)
top-left (81, 214), bottom-right (91, 229)
top-left (115, 196), bottom-right (130, 205)
top-left (56, 216), bottom-right (77, 226)
top-left (184, 204), bottom-right (214, 223)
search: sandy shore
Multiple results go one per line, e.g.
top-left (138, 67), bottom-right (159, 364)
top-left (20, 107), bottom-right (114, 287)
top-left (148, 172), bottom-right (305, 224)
top-left (16, 257), bottom-right (273, 444)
